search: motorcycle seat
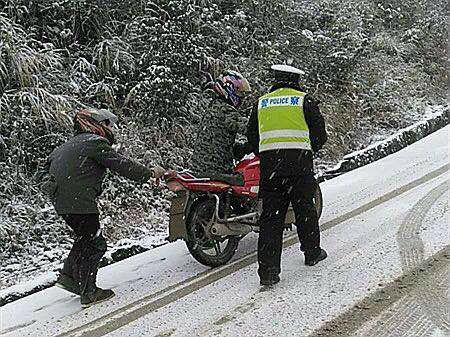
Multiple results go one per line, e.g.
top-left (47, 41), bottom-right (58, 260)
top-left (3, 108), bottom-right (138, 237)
top-left (210, 173), bottom-right (245, 186)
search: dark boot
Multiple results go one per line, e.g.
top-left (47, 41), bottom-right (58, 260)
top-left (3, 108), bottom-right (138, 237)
top-left (305, 248), bottom-right (327, 266)
top-left (61, 236), bottom-right (82, 286)
top-left (79, 263), bottom-right (115, 308)
top-left (78, 232), bottom-right (109, 307)
top-left (79, 265), bottom-right (115, 308)
top-left (55, 273), bottom-right (80, 295)
top-left (81, 288), bottom-right (115, 308)
top-left (260, 274), bottom-right (281, 286)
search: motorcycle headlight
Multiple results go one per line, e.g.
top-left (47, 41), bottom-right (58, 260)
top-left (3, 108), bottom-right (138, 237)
top-left (167, 180), bottom-right (186, 192)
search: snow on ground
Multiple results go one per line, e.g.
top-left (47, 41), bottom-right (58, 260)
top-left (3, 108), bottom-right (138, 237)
top-left (0, 200), bottom-right (170, 293)
top-left (104, 178), bottom-right (448, 337)
top-left (2, 105), bottom-right (447, 303)
top-left (0, 126), bottom-right (448, 337)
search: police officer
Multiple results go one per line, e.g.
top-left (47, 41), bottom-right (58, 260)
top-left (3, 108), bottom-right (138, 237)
top-left (44, 108), bottom-right (168, 307)
top-left (246, 65), bottom-right (328, 286)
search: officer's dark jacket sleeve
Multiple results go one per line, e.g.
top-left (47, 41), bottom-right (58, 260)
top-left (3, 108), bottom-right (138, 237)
top-left (304, 95), bottom-right (327, 152)
top-left (89, 138), bottom-right (153, 183)
top-left (246, 104), bottom-right (260, 154)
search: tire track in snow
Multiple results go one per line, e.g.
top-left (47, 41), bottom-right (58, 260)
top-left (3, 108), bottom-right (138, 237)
top-left (310, 247), bottom-right (449, 337)
top-left (310, 180), bottom-right (449, 337)
top-left (53, 164), bottom-right (449, 337)
top-left (194, 286), bottom-right (281, 337)
top-left (397, 180), bottom-right (449, 334)
top-left (357, 180), bottom-right (449, 337)
top-left (193, 180), bottom-right (450, 337)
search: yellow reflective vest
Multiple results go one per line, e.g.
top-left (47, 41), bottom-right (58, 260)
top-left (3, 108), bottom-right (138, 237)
top-left (257, 88), bottom-right (311, 153)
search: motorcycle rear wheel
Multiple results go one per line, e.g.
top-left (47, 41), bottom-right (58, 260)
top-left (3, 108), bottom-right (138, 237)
top-left (186, 199), bottom-right (239, 267)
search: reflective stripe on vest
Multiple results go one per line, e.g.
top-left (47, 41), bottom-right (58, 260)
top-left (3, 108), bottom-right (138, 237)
top-left (257, 88), bottom-right (311, 153)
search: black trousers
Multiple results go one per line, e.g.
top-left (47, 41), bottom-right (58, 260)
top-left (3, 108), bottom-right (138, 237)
top-left (257, 174), bottom-right (321, 279)
top-left (61, 214), bottom-right (107, 294)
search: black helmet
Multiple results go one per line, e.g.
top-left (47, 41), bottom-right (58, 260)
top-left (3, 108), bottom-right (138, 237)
top-left (270, 64), bottom-right (305, 87)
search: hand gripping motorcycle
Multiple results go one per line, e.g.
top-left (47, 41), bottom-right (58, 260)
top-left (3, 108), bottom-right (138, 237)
top-left (165, 155), bottom-right (323, 267)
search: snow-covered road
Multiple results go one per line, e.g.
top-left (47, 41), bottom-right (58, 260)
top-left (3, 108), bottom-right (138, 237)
top-left (1, 126), bottom-right (449, 337)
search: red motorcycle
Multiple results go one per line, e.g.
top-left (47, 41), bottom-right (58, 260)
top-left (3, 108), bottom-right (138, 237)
top-left (165, 155), bottom-right (323, 267)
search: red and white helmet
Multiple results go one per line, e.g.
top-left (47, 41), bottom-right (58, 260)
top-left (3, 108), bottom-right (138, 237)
top-left (73, 108), bottom-right (118, 144)
top-left (214, 70), bottom-right (251, 108)
top-left (221, 70), bottom-right (251, 97)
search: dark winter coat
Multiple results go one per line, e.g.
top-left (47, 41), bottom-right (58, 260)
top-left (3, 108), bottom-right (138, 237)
top-left (246, 84), bottom-right (327, 180)
top-left (189, 95), bottom-right (246, 177)
top-left (45, 133), bottom-right (153, 214)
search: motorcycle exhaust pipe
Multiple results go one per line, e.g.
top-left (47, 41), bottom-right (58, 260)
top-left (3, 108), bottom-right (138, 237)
top-left (210, 223), bottom-right (257, 236)
top-left (209, 194), bottom-right (259, 237)
top-left (211, 194), bottom-right (259, 223)
top-left (222, 212), bottom-right (258, 223)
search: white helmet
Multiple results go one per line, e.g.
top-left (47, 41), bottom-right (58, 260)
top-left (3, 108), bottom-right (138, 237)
top-left (271, 64), bottom-right (305, 85)
top-left (271, 64), bottom-right (305, 75)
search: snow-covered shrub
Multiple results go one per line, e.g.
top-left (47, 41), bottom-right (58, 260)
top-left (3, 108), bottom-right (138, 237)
top-left (122, 0), bottom-right (291, 125)
top-left (0, 13), bottom-right (74, 185)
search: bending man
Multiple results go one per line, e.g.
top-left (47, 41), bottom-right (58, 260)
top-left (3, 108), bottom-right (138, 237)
top-left (44, 108), bottom-right (167, 307)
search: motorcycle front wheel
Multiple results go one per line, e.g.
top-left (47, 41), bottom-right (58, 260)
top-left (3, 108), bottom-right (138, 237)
top-left (185, 199), bottom-right (240, 267)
